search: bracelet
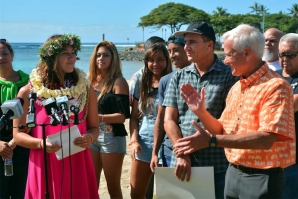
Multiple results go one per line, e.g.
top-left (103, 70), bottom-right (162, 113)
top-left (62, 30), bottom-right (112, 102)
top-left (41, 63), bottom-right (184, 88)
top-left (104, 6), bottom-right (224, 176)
top-left (101, 114), bottom-right (104, 122)
top-left (87, 133), bottom-right (93, 143)
top-left (129, 140), bottom-right (138, 145)
top-left (39, 139), bottom-right (43, 149)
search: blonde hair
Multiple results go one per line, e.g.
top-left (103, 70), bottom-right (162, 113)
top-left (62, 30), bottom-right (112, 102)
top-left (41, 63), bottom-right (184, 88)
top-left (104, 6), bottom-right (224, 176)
top-left (88, 41), bottom-right (122, 99)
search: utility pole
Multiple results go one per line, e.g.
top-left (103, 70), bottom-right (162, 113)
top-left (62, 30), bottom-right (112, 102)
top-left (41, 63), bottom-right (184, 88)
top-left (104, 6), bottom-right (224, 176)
top-left (262, 10), bottom-right (265, 33)
top-left (162, 28), bottom-right (164, 39)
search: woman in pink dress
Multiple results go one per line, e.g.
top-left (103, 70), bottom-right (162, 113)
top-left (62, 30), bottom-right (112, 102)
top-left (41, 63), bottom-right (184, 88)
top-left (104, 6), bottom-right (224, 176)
top-left (13, 34), bottom-right (99, 199)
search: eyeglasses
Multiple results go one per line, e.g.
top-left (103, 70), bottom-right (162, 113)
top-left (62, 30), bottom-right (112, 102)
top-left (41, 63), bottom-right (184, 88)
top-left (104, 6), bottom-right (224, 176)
top-left (278, 52), bottom-right (298, 59)
top-left (0, 39), bottom-right (7, 43)
top-left (167, 36), bottom-right (184, 45)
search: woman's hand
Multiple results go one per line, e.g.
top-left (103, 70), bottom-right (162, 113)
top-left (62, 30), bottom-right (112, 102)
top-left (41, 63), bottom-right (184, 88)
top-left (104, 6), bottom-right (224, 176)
top-left (40, 138), bottom-right (61, 153)
top-left (0, 141), bottom-right (13, 159)
top-left (129, 140), bottom-right (143, 160)
top-left (73, 134), bottom-right (93, 148)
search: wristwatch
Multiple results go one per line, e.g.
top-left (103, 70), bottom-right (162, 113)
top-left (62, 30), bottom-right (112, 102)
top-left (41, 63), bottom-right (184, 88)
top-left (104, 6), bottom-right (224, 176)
top-left (209, 134), bottom-right (217, 147)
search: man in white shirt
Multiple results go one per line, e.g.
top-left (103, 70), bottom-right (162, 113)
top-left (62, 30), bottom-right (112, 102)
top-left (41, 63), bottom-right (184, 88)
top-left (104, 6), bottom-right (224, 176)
top-left (262, 28), bottom-right (284, 71)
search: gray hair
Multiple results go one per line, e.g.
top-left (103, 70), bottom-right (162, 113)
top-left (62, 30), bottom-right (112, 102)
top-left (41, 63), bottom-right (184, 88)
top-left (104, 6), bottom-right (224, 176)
top-left (222, 24), bottom-right (265, 58)
top-left (279, 33), bottom-right (298, 48)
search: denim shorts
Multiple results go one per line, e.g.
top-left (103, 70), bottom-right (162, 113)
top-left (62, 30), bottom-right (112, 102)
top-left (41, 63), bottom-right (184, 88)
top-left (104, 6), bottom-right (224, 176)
top-left (89, 123), bottom-right (126, 154)
top-left (135, 135), bottom-right (162, 163)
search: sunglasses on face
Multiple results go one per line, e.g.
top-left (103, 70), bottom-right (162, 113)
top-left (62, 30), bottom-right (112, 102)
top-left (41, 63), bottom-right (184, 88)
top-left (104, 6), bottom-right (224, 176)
top-left (0, 39), bottom-right (7, 43)
top-left (278, 52), bottom-right (298, 59)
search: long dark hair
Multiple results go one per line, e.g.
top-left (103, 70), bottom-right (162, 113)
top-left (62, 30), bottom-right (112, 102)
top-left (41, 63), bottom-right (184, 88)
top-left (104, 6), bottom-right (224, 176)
top-left (140, 43), bottom-right (172, 114)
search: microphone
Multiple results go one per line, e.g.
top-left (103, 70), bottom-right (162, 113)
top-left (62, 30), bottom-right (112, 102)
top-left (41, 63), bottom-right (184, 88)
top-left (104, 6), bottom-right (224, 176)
top-left (70, 105), bottom-right (79, 125)
top-left (26, 92), bottom-right (37, 128)
top-left (56, 96), bottom-right (69, 125)
top-left (42, 97), bottom-right (61, 124)
top-left (0, 98), bottom-right (24, 131)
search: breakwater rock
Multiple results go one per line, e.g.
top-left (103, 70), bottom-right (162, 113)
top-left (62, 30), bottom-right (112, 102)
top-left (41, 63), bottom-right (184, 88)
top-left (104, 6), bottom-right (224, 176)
top-left (119, 51), bottom-right (225, 62)
top-left (119, 51), bottom-right (145, 61)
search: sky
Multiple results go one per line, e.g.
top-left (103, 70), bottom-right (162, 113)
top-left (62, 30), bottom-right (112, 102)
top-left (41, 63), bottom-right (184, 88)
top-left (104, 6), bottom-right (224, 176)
top-left (0, 0), bottom-right (297, 43)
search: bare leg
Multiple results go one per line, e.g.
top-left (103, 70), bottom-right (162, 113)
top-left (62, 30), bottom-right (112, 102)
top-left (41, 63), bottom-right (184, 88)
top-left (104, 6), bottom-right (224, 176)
top-left (130, 160), bottom-right (153, 199)
top-left (101, 153), bottom-right (125, 199)
top-left (90, 148), bottom-right (103, 187)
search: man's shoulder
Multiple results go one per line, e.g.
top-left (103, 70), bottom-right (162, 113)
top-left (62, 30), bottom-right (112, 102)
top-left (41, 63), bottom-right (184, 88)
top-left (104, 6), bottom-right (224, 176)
top-left (160, 71), bottom-right (175, 83)
top-left (265, 70), bottom-right (292, 89)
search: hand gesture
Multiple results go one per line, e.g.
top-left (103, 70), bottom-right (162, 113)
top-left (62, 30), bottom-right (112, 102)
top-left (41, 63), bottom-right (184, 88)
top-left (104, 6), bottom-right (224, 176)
top-left (175, 155), bottom-right (191, 182)
top-left (73, 134), bottom-right (93, 148)
top-left (174, 121), bottom-right (211, 157)
top-left (129, 140), bottom-right (143, 161)
top-left (150, 154), bottom-right (159, 173)
top-left (40, 138), bottom-right (61, 153)
top-left (0, 141), bottom-right (13, 160)
top-left (180, 83), bottom-right (206, 116)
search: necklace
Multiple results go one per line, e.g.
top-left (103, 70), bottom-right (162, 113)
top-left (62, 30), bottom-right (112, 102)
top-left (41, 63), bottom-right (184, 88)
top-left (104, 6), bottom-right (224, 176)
top-left (30, 68), bottom-right (89, 122)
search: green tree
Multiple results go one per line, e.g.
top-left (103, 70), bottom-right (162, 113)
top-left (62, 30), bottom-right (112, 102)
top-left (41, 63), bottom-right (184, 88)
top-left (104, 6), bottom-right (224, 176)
top-left (249, 2), bottom-right (260, 14)
top-left (259, 5), bottom-right (269, 15)
top-left (288, 4), bottom-right (298, 18)
top-left (187, 10), bottom-right (210, 24)
top-left (138, 2), bottom-right (209, 33)
top-left (262, 13), bottom-right (298, 33)
top-left (212, 7), bottom-right (229, 17)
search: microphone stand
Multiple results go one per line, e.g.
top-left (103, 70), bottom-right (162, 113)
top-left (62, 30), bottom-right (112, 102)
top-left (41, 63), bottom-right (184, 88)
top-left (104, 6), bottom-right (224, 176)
top-left (38, 117), bottom-right (58, 199)
top-left (14, 121), bottom-right (57, 199)
top-left (40, 123), bottom-right (50, 199)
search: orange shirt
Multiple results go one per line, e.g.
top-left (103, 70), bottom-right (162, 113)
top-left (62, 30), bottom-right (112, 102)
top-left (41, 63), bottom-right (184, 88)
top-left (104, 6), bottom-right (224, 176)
top-left (220, 63), bottom-right (296, 169)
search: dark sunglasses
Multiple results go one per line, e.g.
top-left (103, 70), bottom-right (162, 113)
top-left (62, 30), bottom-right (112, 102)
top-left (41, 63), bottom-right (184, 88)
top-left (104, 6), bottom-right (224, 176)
top-left (278, 52), bottom-right (298, 59)
top-left (167, 36), bottom-right (184, 45)
top-left (0, 39), bottom-right (7, 43)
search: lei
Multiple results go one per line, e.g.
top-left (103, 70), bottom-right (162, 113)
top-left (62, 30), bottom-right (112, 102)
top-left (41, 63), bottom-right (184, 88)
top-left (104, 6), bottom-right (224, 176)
top-left (39, 34), bottom-right (81, 62)
top-left (30, 68), bottom-right (89, 119)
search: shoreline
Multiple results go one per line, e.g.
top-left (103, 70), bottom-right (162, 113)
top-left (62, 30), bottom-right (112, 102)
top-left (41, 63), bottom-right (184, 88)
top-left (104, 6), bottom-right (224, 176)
top-left (119, 51), bottom-right (225, 62)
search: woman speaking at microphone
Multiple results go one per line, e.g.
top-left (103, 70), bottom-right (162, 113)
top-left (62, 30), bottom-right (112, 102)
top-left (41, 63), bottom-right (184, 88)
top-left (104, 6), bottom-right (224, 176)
top-left (0, 38), bottom-right (29, 199)
top-left (13, 34), bottom-right (99, 199)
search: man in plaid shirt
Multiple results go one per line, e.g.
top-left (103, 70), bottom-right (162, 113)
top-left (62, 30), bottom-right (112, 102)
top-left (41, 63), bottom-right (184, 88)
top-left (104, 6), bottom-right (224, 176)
top-left (163, 22), bottom-right (239, 199)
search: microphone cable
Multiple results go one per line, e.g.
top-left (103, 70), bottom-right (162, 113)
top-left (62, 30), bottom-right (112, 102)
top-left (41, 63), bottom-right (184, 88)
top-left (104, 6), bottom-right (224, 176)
top-left (59, 124), bottom-right (64, 199)
top-left (68, 122), bottom-right (73, 199)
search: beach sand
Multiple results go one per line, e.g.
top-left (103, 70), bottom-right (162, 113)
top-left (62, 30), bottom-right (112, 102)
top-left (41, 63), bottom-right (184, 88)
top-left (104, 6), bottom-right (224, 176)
top-left (98, 119), bottom-right (154, 198)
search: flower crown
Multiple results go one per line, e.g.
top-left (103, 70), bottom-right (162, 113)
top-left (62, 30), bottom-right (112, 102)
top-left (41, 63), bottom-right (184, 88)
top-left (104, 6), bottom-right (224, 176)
top-left (39, 34), bottom-right (81, 62)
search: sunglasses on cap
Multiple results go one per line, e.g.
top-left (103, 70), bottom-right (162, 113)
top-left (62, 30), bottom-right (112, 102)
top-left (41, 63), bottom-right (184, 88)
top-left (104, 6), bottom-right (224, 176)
top-left (167, 36), bottom-right (184, 45)
top-left (278, 52), bottom-right (298, 59)
top-left (0, 39), bottom-right (7, 43)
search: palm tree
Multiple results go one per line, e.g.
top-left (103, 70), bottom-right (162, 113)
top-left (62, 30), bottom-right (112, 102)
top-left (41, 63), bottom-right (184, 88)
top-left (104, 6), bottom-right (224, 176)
top-left (259, 5), bottom-right (269, 15)
top-left (212, 7), bottom-right (229, 16)
top-left (259, 5), bottom-right (269, 33)
top-left (288, 4), bottom-right (298, 18)
top-left (249, 2), bottom-right (260, 14)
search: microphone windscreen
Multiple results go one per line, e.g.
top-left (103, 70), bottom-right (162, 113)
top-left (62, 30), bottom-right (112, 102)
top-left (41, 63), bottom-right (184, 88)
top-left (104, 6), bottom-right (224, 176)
top-left (15, 97), bottom-right (24, 106)
top-left (42, 98), bottom-right (59, 116)
top-left (0, 98), bottom-right (24, 119)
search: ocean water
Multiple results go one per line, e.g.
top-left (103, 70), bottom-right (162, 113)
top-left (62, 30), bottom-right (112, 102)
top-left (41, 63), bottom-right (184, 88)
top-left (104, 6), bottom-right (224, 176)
top-left (11, 43), bottom-right (143, 80)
